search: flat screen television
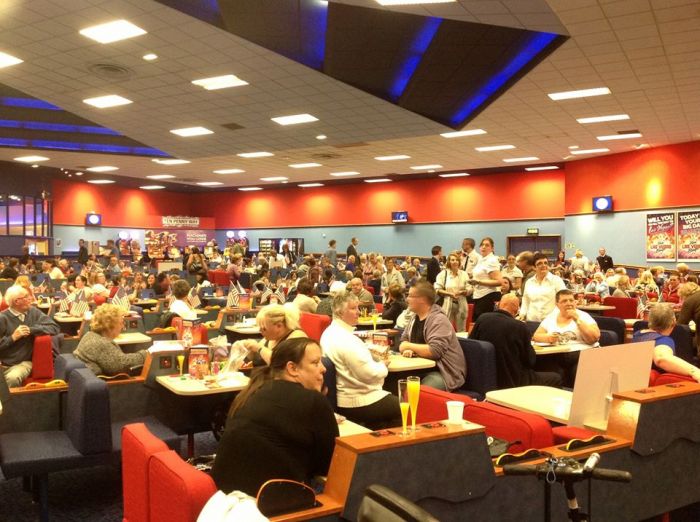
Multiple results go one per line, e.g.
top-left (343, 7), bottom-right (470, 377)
top-left (391, 211), bottom-right (408, 223)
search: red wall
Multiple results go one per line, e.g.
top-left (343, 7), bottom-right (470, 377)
top-left (565, 141), bottom-right (700, 215)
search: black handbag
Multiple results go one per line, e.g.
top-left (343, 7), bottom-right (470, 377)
top-left (256, 479), bottom-right (317, 517)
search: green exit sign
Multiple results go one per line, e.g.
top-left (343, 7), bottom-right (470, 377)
top-left (527, 228), bottom-right (539, 235)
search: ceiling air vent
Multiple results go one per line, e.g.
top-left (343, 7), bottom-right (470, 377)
top-left (310, 152), bottom-right (341, 160)
top-left (87, 62), bottom-right (133, 81)
top-left (222, 122), bottom-right (245, 131)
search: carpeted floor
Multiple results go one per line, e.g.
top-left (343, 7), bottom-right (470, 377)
top-left (0, 432), bottom-right (219, 521)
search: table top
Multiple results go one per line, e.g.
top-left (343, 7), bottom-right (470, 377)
top-left (532, 342), bottom-right (596, 355)
top-left (133, 299), bottom-right (158, 306)
top-left (156, 372), bottom-right (249, 396)
top-left (114, 332), bottom-right (153, 345)
top-left (225, 324), bottom-right (261, 335)
top-left (577, 304), bottom-right (616, 311)
top-left (53, 314), bottom-right (85, 323)
top-left (486, 385), bottom-right (573, 424)
top-left (356, 318), bottom-right (393, 328)
top-left (338, 419), bottom-right (371, 437)
top-left (388, 353), bottom-right (436, 372)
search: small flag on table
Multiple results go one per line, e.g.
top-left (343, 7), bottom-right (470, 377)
top-left (112, 287), bottom-right (131, 312)
top-left (226, 285), bottom-right (240, 308)
top-left (271, 286), bottom-right (286, 304)
top-left (58, 296), bottom-right (71, 313)
top-left (259, 287), bottom-right (273, 305)
top-left (187, 287), bottom-right (201, 309)
top-left (70, 290), bottom-right (89, 317)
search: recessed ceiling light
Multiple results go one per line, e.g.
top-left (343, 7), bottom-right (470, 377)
top-left (213, 169), bottom-right (244, 174)
top-left (271, 114), bottom-right (318, 126)
top-left (577, 114), bottom-right (630, 124)
top-left (237, 152), bottom-right (274, 158)
top-left (0, 51), bottom-right (23, 68)
top-left (330, 171), bottom-right (359, 177)
top-left (196, 181), bottom-right (223, 186)
top-left (475, 145), bottom-right (515, 152)
top-left (86, 166), bottom-right (119, 172)
top-left (79, 20), bottom-right (147, 44)
top-left (410, 164), bottom-right (443, 170)
top-left (440, 129), bottom-right (486, 138)
top-left (14, 155), bottom-right (49, 163)
top-left (548, 87), bottom-right (610, 101)
top-left (142, 53), bottom-right (158, 61)
top-left (525, 166), bottom-right (559, 171)
top-left (83, 95), bottom-right (132, 108)
top-left (87, 179), bottom-right (116, 184)
top-left (374, 155), bottom-right (410, 161)
top-left (439, 172), bottom-right (470, 178)
top-left (170, 127), bottom-right (213, 137)
top-left (316, 135), bottom-right (327, 140)
top-left (152, 159), bottom-right (190, 165)
top-left (596, 133), bottom-right (642, 141)
top-left (147, 174), bottom-right (175, 180)
top-left (239, 187), bottom-right (263, 191)
top-left (377, 0), bottom-right (456, 5)
top-left (75, 172), bottom-right (83, 176)
top-left (570, 148), bottom-right (610, 155)
top-left (289, 163), bottom-right (322, 169)
top-left (299, 183), bottom-right (324, 188)
top-left (192, 74), bottom-right (248, 90)
top-left (568, 145), bottom-right (579, 150)
top-left (503, 156), bottom-right (539, 163)
top-left (260, 176), bottom-right (289, 182)
top-left (140, 185), bottom-right (165, 190)
top-left (364, 178), bottom-right (392, 183)
top-left (31, 164), bottom-right (39, 168)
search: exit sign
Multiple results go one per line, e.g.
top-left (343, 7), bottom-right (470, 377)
top-left (527, 228), bottom-right (539, 235)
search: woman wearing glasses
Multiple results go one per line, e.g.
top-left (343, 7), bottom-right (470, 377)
top-left (519, 252), bottom-right (566, 321)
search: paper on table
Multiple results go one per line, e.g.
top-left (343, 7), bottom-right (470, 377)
top-left (148, 340), bottom-right (185, 353)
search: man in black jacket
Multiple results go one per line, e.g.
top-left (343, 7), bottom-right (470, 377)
top-left (596, 247), bottom-right (614, 273)
top-left (470, 294), bottom-right (561, 389)
top-left (346, 237), bottom-right (359, 262)
top-left (426, 245), bottom-right (442, 284)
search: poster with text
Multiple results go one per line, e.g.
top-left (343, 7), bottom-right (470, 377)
top-left (646, 212), bottom-right (676, 261)
top-left (677, 211), bottom-right (700, 261)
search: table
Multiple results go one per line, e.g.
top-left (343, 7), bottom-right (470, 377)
top-left (577, 304), bottom-right (616, 315)
top-left (114, 332), bottom-right (153, 346)
top-left (486, 385), bottom-right (573, 424)
top-left (355, 318), bottom-right (394, 330)
top-left (388, 353), bottom-right (435, 372)
top-left (338, 419), bottom-right (371, 437)
top-left (53, 314), bottom-right (85, 335)
top-left (224, 324), bottom-right (260, 335)
top-left (156, 372), bottom-right (249, 396)
top-left (532, 342), bottom-right (596, 355)
top-left (133, 298), bottom-right (158, 309)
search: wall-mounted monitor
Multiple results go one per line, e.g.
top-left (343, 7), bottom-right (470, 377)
top-left (592, 196), bottom-right (613, 213)
top-left (85, 213), bottom-right (102, 226)
top-left (391, 211), bottom-right (408, 223)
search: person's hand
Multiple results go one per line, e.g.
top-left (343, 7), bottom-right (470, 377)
top-left (12, 325), bottom-right (30, 341)
top-left (401, 349), bottom-right (414, 358)
top-left (545, 333), bottom-right (559, 344)
top-left (235, 339), bottom-right (258, 354)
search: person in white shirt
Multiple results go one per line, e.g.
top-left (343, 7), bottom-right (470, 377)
top-left (569, 250), bottom-right (591, 274)
top-left (470, 237), bottom-right (503, 321)
top-left (459, 238), bottom-right (481, 277)
top-left (320, 292), bottom-right (401, 430)
top-left (501, 255), bottom-right (523, 291)
top-left (380, 258), bottom-right (405, 303)
top-left (585, 272), bottom-right (610, 299)
top-left (168, 280), bottom-right (198, 321)
top-left (520, 253), bottom-right (566, 321)
top-left (434, 253), bottom-right (471, 331)
top-left (43, 260), bottom-right (65, 280)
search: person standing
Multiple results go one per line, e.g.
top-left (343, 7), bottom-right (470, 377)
top-left (596, 248), bottom-right (614, 273)
top-left (459, 238), bottom-right (480, 277)
top-left (77, 239), bottom-right (89, 265)
top-left (520, 252), bottom-right (566, 321)
top-left (434, 253), bottom-right (470, 331)
top-left (324, 239), bottom-right (338, 268)
top-left (470, 237), bottom-right (503, 321)
top-left (346, 237), bottom-right (359, 263)
top-left (426, 245), bottom-right (442, 284)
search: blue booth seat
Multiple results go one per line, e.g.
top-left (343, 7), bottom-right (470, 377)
top-left (455, 338), bottom-right (498, 401)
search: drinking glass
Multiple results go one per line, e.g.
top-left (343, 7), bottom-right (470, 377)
top-left (398, 379), bottom-right (410, 437)
top-left (177, 354), bottom-right (185, 376)
top-left (407, 376), bottom-right (420, 432)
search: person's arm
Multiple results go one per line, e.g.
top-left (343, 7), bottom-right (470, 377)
top-left (96, 340), bottom-right (148, 375)
top-left (400, 315), bottom-right (450, 359)
top-left (519, 280), bottom-right (530, 318)
top-left (513, 276), bottom-right (522, 290)
top-left (344, 336), bottom-right (388, 381)
top-left (310, 394), bottom-right (340, 476)
top-left (573, 313), bottom-right (600, 344)
top-left (472, 269), bottom-right (503, 288)
top-left (677, 300), bottom-right (693, 325)
top-left (28, 310), bottom-right (60, 336)
top-left (654, 344), bottom-right (700, 382)
top-left (532, 326), bottom-right (557, 344)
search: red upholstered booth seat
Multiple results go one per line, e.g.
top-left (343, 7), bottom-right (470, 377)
top-left (212, 270), bottom-right (229, 288)
top-left (0, 298), bottom-right (7, 311)
top-left (602, 296), bottom-right (639, 319)
top-left (24, 335), bottom-right (54, 385)
top-left (299, 312), bottom-right (331, 343)
top-left (653, 372), bottom-right (695, 386)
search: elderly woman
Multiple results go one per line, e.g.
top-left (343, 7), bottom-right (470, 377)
top-left (380, 258), bottom-right (405, 303)
top-left (74, 304), bottom-right (147, 376)
top-left (585, 272), bottom-right (610, 299)
top-left (434, 252), bottom-right (470, 330)
top-left (520, 252), bottom-right (566, 321)
top-left (168, 279), bottom-right (197, 320)
top-left (292, 277), bottom-right (319, 313)
top-left (234, 304), bottom-right (306, 365)
top-left (470, 237), bottom-right (504, 321)
top-left (381, 283), bottom-right (408, 327)
top-left (502, 254), bottom-right (523, 291)
top-left (632, 303), bottom-right (700, 382)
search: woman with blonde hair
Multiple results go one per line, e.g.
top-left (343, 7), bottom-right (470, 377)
top-left (13, 275), bottom-right (38, 303)
top-left (613, 275), bottom-right (634, 298)
top-left (635, 270), bottom-right (659, 297)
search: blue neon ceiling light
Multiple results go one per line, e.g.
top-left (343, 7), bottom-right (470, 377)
top-left (0, 119), bottom-right (121, 135)
top-left (0, 137), bottom-right (168, 156)
top-left (300, 0), bottom-right (328, 70)
top-left (0, 97), bottom-right (61, 110)
top-left (388, 17), bottom-right (442, 102)
top-left (449, 31), bottom-right (558, 126)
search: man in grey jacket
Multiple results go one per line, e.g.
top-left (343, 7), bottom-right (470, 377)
top-left (399, 281), bottom-right (466, 391)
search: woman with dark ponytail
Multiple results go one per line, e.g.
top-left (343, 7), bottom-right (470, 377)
top-left (212, 337), bottom-right (338, 496)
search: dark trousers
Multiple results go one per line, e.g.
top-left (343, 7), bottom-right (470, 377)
top-left (535, 352), bottom-right (580, 389)
top-left (338, 394), bottom-right (402, 431)
top-left (531, 370), bottom-right (564, 388)
top-left (473, 292), bottom-right (501, 322)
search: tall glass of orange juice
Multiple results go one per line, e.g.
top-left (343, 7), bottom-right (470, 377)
top-left (407, 376), bottom-right (420, 432)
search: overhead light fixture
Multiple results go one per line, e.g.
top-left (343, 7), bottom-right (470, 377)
top-left (503, 156), bottom-right (539, 163)
top-left (238, 151), bottom-right (274, 158)
top-left (548, 87), bottom-right (610, 101)
top-left (440, 129), bottom-right (486, 138)
top-left (142, 53), bottom-right (158, 61)
top-left (271, 113), bottom-right (318, 126)
top-left (597, 132), bottom-right (643, 141)
top-left (475, 145), bottom-right (515, 152)
top-left (410, 164), bottom-right (443, 170)
top-left (364, 178), bottom-right (392, 183)
top-left (377, 0), bottom-right (456, 5)
top-left (14, 155), bottom-right (49, 162)
top-left (570, 148), bottom-right (610, 155)
top-left (152, 159), bottom-right (190, 165)
top-left (191, 74), bottom-right (248, 90)
top-left (439, 172), bottom-right (470, 178)
top-left (289, 163), bottom-right (322, 169)
top-left (147, 174), bottom-right (175, 180)
top-left (568, 145), bottom-right (580, 150)
top-left (316, 135), bottom-right (327, 140)
top-left (140, 185), bottom-right (165, 190)
top-left (196, 181), bottom-right (223, 186)
top-left (86, 166), bottom-right (119, 172)
top-left (83, 95), bottom-right (132, 108)
top-left (260, 176), bottom-right (288, 182)
top-left (0, 51), bottom-right (23, 68)
top-left (31, 164), bottom-right (39, 168)
top-left (525, 166), bottom-right (559, 171)
top-left (213, 168), bottom-right (244, 174)
top-left (239, 187), bottom-right (263, 191)
top-left (577, 114), bottom-right (630, 124)
top-left (87, 179), bottom-right (116, 184)
top-left (374, 155), bottom-right (410, 161)
top-left (79, 20), bottom-right (147, 44)
top-left (330, 171), bottom-right (359, 177)
top-left (170, 126), bottom-right (213, 137)
top-left (299, 183), bottom-right (324, 188)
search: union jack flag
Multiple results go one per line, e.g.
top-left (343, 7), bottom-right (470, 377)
top-left (226, 285), bottom-right (240, 308)
top-left (187, 286), bottom-right (201, 309)
top-left (111, 287), bottom-right (131, 312)
top-left (70, 290), bottom-right (89, 318)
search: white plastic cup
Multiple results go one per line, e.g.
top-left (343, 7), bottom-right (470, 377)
top-left (446, 401), bottom-right (465, 425)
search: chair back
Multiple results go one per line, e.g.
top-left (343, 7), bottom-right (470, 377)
top-left (654, 372), bottom-right (695, 386)
top-left (54, 353), bottom-right (87, 381)
top-left (357, 484), bottom-right (440, 522)
top-left (599, 329), bottom-right (619, 346)
top-left (631, 322), bottom-right (695, 363)
top-left (602, 296), bottom-right (639, 319)
top-left (122, 423), bottom-right (170, 522)
top-left (26, 334), bottom-right (54, 384)
top-left (148, 450), bottom-right (217, 522)
top-left (457, 338), bottom-right (497, 400)
top-left (321, 356), bottom-right (337, 410)
top-left (65, 368), bottom-right (112, 455)
top-left (299, 312), bottom-right (331, 343)
top-left (592, 316), bottom-right (626, 346)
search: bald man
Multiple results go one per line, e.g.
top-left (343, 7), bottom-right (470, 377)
top-left (348, 277), bottom-right (375, 312)
top-left (470, 293), bottom-right (561, 389)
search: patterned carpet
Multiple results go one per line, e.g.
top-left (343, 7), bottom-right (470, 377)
top-left (0, 432), bottom-right (219, 521)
